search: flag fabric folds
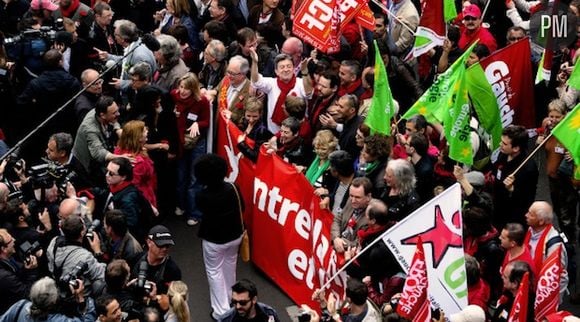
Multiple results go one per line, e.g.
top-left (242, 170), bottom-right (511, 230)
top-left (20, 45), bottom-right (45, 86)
top-left (402, 42), bottom-right (476, 124)
top-left (365, 41), bottom-right (396, 135)
top-left (568, 59), bottom-right (580, 90)
top-left (396, 236), bottom-right (431, 322)
top-left (508, 272), bottom-right (531, 322)
top-left (551, 104), bottom-right (580, 179)
top-left (534, 245), bottom-right (563, 321)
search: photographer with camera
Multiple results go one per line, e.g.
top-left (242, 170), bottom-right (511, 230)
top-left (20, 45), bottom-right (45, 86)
top-left (103, 259), bottom-right (158, 321)
top-left (45, 132), bottom-right (91, 191)
top-left (0, 228), bottom-right (39, 313)
top-left (131, 225), bottom-right (181, 296)
top-left (0, 276), bottom-right (97, 321)
top-left (47, 214), bottom-right (106, 297)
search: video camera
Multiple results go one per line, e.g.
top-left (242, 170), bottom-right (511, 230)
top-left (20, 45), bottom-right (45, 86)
top-left (29, 161), bottom-right (74, 195)
top-left (3, 19), bottom-right (64, 61)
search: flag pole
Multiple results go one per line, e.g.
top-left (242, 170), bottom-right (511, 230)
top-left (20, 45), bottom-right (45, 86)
top-left (480, 0), bottom-right (493, 22)
top-left (318, 230), bottom-right (392, 291)
top-left (370, 0), bottom-right (417, 35)
top-left (509, 131), bottom-right (554, 177)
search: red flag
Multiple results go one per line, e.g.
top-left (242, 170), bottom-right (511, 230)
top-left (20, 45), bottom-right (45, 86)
top-left (508, 272), bottom-right (530, 322)
top-left (478, 38), bottom-right (536, 128)
top-left (292, 0), bottom-right (341, 53)
top-left (534, 245), bottom-right (563, 321)
top-left (353, 4), bottom-right (375, 31)
top-left (396, 237), bottom-right (431, 322)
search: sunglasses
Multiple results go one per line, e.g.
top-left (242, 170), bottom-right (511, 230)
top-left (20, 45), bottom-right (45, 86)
top-left (231, 299), bottom-right (251, 306)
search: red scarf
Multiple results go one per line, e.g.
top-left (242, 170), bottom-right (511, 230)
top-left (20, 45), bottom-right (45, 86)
top-left (357, 224), bottom-right (388, 244)
top-left (109, 181), bottom-right (131, 194)
top-left (524, 224), bottom-right (553, 276)
top-left (271, 76), bottom-right (296, 126)
top-left (60, 0), bottom-right (81, 17)
top-left (337, 78), bottom-right (362, 97)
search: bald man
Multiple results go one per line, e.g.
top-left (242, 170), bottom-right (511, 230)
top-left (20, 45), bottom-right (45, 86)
top-left (524, 201), bottom-right (568, 298)
top-left (281, 37), bottom-right (303, 76)
top-left (75, 69), bottom-right (102, 124)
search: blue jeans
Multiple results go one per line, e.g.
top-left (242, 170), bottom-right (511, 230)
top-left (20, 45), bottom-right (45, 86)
top-left (177, 138), bottom-right (206, 221)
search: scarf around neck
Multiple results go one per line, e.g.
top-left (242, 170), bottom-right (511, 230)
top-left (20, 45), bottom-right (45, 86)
top-left (271, 76), bottom-right (296, 125)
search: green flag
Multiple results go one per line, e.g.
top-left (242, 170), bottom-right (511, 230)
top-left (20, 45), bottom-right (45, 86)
top-left (551, 104), bottom-right (580, 179)
top-left (568, 59), bottom-right (580, 90)
top-left (402, 42), bottom-right (477, 124)
top-left (443, 52), bottom-right (474, 165)
top-left (466, 63), bottom-right (503, 150)
top-left (365, 41), bottom-right (396, 136)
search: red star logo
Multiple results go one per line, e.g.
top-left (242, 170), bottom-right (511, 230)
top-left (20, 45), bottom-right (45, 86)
top-left (401, 205), bottom-right (463, 269)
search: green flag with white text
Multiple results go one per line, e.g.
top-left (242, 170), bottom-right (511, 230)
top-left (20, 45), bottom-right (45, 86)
top-left (403, 42), bottom-right (477, 124)
top-left (443, 51), bottom-right (474, 165)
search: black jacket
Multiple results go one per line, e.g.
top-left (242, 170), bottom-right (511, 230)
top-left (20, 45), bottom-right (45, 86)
top-left (0, 258), bottom-right (38, 313)
top-left (197, 182), bottom-right (244, 244)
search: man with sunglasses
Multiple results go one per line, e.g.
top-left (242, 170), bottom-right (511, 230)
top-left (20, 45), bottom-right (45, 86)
top-left (130, 225), bottom-right (181, 296)
top-left (219, 279), bottom-right (280, 322)
top-left (458, 4), bottom-right (497, 53)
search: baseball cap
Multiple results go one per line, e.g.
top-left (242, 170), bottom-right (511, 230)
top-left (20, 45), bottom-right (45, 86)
top-left (148, 225), bottom-right (175, 247)
top-left (463, 4), bottom-right (482, 19)
top-left (30, 0), bottom-right (59, 11)
top-left (449, 305), bottom-right (485, 322)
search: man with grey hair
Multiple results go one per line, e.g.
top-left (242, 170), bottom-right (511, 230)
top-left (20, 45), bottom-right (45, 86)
top-left (75, 69), bottom-right (102, 124)
top-left (0, 276), bottom-right (97, 320)
top-left (209, 55), bottom-right (251, 125)
top-left (524, 201), bottom-right (568, 297)
top-left (94, 19), bottom-right (157, 92)
top-left (153, 34), bottom-right (188, 91)
top-left (199, 39), bottom-right (227, 91)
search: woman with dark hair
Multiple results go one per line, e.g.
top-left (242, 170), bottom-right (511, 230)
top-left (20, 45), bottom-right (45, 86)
top-left (357, 134), bottom-right (391, 198)
top-left (194, 154), bottom-right (244, 320)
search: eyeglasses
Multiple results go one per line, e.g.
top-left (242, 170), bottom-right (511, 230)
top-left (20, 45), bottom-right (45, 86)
top-left (231, 299), bottom-right (251, 306)
top-left (227, 70), bottom-right (242, 77)
top-left (463, 16), bottom-right (477, 21)
top-left (106, 170), bottom-right (120, 176)
top-left (508, 36), bottom-right (524, 41)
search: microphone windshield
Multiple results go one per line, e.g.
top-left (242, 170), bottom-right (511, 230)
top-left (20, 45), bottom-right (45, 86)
top-left (141, 34), bottom-right (160, 52)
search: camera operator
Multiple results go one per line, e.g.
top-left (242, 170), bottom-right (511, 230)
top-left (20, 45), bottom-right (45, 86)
top-left (47, 214), bottom-right (106, 297)
top-left (45, 132), bottom-right (91, 190)
top-left (131, 225), bottom-right (181, 296)
top-left (0, 228), bottom-right (39, 313)
top-left (103, 209), bottom-right (143, 263)
top-left (4, 198), bottom-right (42, 250)
top-left (0, 276), bottom-right (97, 321)
top-left (103, 259), bottom-right (158, 321)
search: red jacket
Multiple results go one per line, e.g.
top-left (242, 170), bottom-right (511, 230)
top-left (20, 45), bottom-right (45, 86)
top-left (458, 26), bottom-right (498, 53)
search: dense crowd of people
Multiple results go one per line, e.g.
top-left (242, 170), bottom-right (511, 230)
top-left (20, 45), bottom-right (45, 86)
top-left (0, 0), bottom-right (579, 320)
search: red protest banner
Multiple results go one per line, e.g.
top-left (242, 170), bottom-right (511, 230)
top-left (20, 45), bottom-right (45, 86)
top-left (353, 4), bottom-right (376, 31)
top-left (253, 151), bottom-right (346, 308)
top-left (508, 272), bottom-right (530, 322)
top-left (478, 39), bottom-right (536, 129)
top-left (292, 0), bottom-right (341, 53)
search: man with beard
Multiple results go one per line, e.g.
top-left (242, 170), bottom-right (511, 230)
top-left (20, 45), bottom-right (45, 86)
top-left (219, 279), bottom-right (280, 322)
top-left (458, 4), bottom-right (497, 52)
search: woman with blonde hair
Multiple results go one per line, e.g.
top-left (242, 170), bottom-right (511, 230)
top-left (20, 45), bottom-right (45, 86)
top-left (171, 72), bottom-right (210, 226)
top-left (154, 0), bottom-right (198, 50)
top-left (115, 120), bottom-right (158, 211)
top-left (304, 130), bottom-right (338, 188)
top-left (164, 281), bottom-right (190, 322)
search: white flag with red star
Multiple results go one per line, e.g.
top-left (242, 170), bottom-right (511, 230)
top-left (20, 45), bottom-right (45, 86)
top-left (380, 183), bottom-right (467, 316)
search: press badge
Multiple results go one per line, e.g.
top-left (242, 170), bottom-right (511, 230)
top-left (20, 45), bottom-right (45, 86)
top-left (187, 113), bottom-right (198, 121)
top-left (496, 169), bottom-right (502, 180)
top-left (555, 146), bottom-right (565, 154)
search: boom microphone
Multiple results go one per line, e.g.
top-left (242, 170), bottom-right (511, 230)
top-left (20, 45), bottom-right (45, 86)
top-left (140, 33), bottom-right (160, 52)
